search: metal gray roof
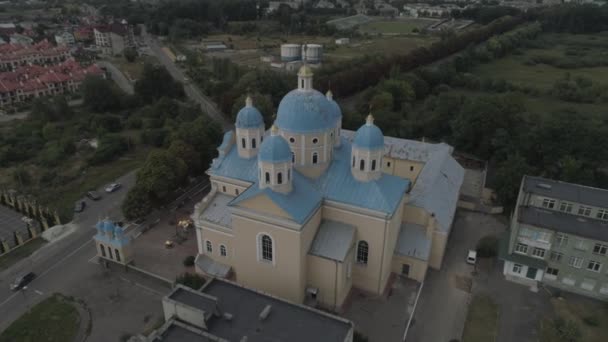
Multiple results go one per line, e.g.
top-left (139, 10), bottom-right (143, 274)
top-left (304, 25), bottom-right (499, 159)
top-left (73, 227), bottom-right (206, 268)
top-left (200, 279), bottom-right (353, 342)
top-left (200, 193), bottom-right (232, 228)
top-left (394, 223), bottom-right (431, 261)
top-left (195, 254), bottom-right (231, 278)
top-left (154, 320), bottom-right (216, 342)
top-left (0, 205), bottom-right (39, 249)
top-left (523, 176), bottom-right (608, 209)
top-left (309, 220), bottom-right (356, 261)
top-left (169, 287), bottom-right (218, 315)
top-left (518, 206), bottom-right (608, 242)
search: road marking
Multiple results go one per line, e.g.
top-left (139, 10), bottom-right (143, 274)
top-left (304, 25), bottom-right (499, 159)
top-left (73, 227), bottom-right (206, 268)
top-left (88, 255), bottom-right (99, 264)
top-left (119, 277), bottom-right (165, 296)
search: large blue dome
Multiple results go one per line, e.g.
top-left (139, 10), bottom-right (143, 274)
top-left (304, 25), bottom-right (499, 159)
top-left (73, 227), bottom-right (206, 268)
top-left (259, 129), bottom-right (292, 163)
top-left (276, 90), bottom-right (334, 133)
top-left (353, 115), bottom-right (384, 150)
top-left (236, 106), bottom-right (264, 129)
top-left (325, 91), bottom-right (342, 124)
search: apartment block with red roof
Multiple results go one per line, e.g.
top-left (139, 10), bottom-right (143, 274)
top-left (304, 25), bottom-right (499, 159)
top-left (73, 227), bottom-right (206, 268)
top-left (0, 40), bottom-right (71, 71)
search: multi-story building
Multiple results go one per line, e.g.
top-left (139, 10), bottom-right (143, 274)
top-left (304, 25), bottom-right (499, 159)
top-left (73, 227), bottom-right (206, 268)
top-left (0, 40), bottom-right (70, 71)
top-left (500, 175), bottom-right (608, 300)
top-left (54, 31), bottom-right (75, 46)
top-left (94, 21), bottom-right (134, 56)
top-left (192, 65), bottom-right (464, 310)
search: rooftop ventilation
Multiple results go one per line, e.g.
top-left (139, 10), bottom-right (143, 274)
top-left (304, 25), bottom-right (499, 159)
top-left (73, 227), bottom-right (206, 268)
top-left (259, 304), bottom-right (272, 321)
top-left (577, 217), bottom-right (587, 223)
top-left (223, 312), bottom-right (233, 321)
top-left (240, 336), bottom-right (248, 342)
top-left (537, 183), bottom-right (552, 190)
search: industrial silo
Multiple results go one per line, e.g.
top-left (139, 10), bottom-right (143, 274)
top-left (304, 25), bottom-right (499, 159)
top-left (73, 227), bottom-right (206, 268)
top-left (302, 43), bottom-right (323, 64)
top-left (280, 44), bottom-right (301, 62)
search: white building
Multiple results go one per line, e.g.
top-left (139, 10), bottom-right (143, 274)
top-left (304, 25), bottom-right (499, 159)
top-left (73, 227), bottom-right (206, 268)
top-left (55, 32), bottom-right (75, 46)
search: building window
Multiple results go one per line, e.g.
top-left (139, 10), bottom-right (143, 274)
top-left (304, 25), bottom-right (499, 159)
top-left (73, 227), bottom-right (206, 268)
top-left (578, 206), bottom-right (592, 216)
top-left (277, 172), bottom-right (283, 184)
top-left (312, 152), bottom-right (318, 164)
top-left (581, 278), bottom-right (596, 291)
top-left (312, 137), bottom-right (318, 144)
top-left (555, 234), bottom-right (568, 248)
top-left (568, 256), bottom-right (584, 268)
top-left (289, 137), bottom-right (295, 143)
top-left (514, 243), bottom-right (528, 254)
top-left (261, 234), bottom-right (273, 262)
top-left (220, 245), bottom-right (227, 257)
top-left (265, 172), bottom-right (270, 184)
top-left (99, 243), bottom-right (106, 257)
top-left (371, 160), bottom-right (376, 171)
top-left (108, 247), bottom-right (113, 260)
top-left (356, 241), bottom-right (369, 264)
top-left (587, 260), bottom-right (602, 272)
top-left (387, 161), bottom-right (391, 167)
top-left (574, 238), bottom-right (588, 251)
top-left (600, 284), bottom-right (608, 295)
top-left (593, 243), bottom-right (608, 256)
top-left (559, 201), bottom-right (573, 213)
top-left (597, 209), bottom-right (608, 220)
top-left (359, 159), bottom-right (365, 171)
top-left (301, 79), bottom-right (304, 88)
top-left (241, 138), bottom-right (246, 149)
top-left (550, 251), bottom-right (563, 263)
top-left (206, 240), bottom-right (212, 253)
top-left (512, 263), bottom-right (522, 274)
top-left (292, 152), bottom-right (295, 163)
top-left (252, 138), bottom-right (256, 149)
top-left (115, 249), bottom-right (121, 262)
top-left (410, 166), bottom-right (414, 172)
top-left (532, 247), bottom-right (546, 259)
top-left (235, 189), bottom-right (239, 195)
top-left (542, 198), bottom-right (556, 209)
top-left (562, 276), bottom-right (576, 286)
top-left (546, 267), bottom-right (559, 276)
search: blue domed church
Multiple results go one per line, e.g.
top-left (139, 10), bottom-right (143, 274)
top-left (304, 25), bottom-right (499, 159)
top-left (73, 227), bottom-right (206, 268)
top-left (193, 65), bottom-right (464, 310)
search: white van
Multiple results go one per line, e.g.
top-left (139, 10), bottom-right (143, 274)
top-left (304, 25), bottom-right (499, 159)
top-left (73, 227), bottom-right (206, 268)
top-left (466, 250), bottom-right (477, 265)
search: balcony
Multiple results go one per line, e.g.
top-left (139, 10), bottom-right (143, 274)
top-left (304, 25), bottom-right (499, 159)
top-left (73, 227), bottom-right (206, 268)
top-left (517, 236), bottom-right (552, 250)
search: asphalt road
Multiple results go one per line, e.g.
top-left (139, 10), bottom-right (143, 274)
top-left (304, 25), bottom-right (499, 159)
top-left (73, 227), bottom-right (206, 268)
top-left (140, 26), bottom-right (232, 130)
top-left (0, 171), bottom-right (136, 333)
top-left (97, 60), bottom-right (134, 95)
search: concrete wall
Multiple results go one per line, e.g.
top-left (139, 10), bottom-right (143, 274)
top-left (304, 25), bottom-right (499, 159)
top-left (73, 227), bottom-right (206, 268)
top-left (162, 297), bottom-right (207, 329)
top-left (391, 255), bottom-right (428, 282)
top-left (428, 230), bottom-right (448, 269)
top-left (307, 255), bottom-right (338, 308)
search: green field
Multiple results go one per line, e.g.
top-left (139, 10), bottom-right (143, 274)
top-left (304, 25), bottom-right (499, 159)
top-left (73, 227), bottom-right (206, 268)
top-left (472, 33), bottom-right (608, 90)
top-left (0, 294), bottom-right (80, 342)
top-left (327, 35), bottom-right (437, 60)
top-left (541, 296), bottom-right (608, 342)
top-left (359, 19), bottom-right (437, 34)
top-left (462, 295), bottom-right (499, 342)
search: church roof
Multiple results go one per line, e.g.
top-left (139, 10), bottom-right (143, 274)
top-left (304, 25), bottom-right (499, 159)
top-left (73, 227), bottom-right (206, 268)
top-left (394, 222), bottom-right (431, 261)
top-left (353, 115), bottom-right (384, 150)
top-left (259, 130), bottom-right (292, 163)
top-left (276, 89), bottom-right (334, 133)
top-left (229, 173), bottom-right (323, 225)
top-left (309, 220), bottom-right (356, 262)
top-left (235, 105), bottom-right (264, 129)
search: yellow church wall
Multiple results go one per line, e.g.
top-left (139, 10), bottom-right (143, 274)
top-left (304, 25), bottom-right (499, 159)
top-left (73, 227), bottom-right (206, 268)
top-left (429, 230), bottom-right (448, 269)
top-left (199, 226), bottom-right (235, 267)
top-left (211, 178), bottom-right (248, 197)
top-left (379, 196), bottom-right (406, 291)
top-left (390, 255), bottom-right (428, 282)
top-left (392, 159), bottom-right (425, 183)
top-left (337, 247), bottom-right (355, 308)
top-left (307, 255), bottom-right (338, 308)
top-left (322, 204), bottom-right (389, 294)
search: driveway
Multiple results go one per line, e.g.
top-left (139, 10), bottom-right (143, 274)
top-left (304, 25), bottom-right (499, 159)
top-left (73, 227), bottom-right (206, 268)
top-left (406, 211), bottom-right (506, 342)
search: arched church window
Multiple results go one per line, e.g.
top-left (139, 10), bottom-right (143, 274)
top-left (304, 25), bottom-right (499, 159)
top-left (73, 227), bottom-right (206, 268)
top-left (265, 172), bottom-right (270, 184)
top-left (312, 153), bottom-right (318, 164)
top-left (100, 244), bottom-right (106, 257)
top-left (115, 249), bottom-right (121, 262)
top-left (277, 172), bottom-right (283, 184)
top-left (260, 234), bottom-right (273, 262)
top-left (360, 159), bottom-right (365, 171)
top-left (241, 138), bottom-right (246, 148)
top-left (252, 138), bottom-right (256, 149)
top-left (292, 152), bottom-right (295, 163)
top-left (371, 160), bottom-right (376, 171)
top-left (356, 241), bottom-right (369, 264)
top-left (206, 240), bottom-right (213, 253)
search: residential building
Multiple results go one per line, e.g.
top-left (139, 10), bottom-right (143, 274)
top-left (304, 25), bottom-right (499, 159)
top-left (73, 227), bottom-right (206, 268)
top-left (192, 65), bottom-right (464, 311)
top-left (134, 280), bottom-right (354, 341)
top-left (55, 31), bottom-right (75, 46)
top-left (500, 176), bottom-right (608, 300)
top-left (403, 4), bottom-right (458, 18)
top-left (0, 59), bottom-right (103, 107)
top-left (74, 26), bottom-right (94, 43)
top-left (94, 20), bottom-right (134, 56)
top-left (0, 40), bottom-right (70, 70)
top-left (9, 33), bottom-right (34, 46)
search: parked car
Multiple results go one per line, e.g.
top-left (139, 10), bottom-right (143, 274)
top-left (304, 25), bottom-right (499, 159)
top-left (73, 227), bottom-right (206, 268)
top-left (86, 191), bottom-right (102, 200)
top-left (10, 272), bottom-right (36, 291)
top-left (466, 249), bottom-right (477, 265)
top-left (105, 183), bottom-right (122, 193)
top-left (74, 200), bottom-right (86, 213)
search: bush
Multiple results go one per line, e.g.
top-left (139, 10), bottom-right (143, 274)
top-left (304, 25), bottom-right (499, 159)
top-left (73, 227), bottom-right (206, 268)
top-left (476, 235), bottom-right (499, 258)
top-left (87, 135), bottom-right (129, 165)
top-left (353, 331), bottom-right (369, 342)
top-left (582, 315), bottom-right (599, 327)
top-left (183, 255), bottom-right (195, 267)
top-left (176, 273), bottom-right (206, 290)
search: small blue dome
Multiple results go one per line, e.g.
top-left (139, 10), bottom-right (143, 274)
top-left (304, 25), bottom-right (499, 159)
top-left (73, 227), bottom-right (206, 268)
top-left (353, 115), bottom-right (384, 150)
top-left (236, 106), bottom-right (264, 129)
top-left (259, 128), bottom-right (292, 163)
top-left (276, 90), bottom-right (333, 133)
top-left (114, 226), bottom-right (124, 237)
top-left (95, 221), bottom-right (104, 231)
top-left (103, 221), bottom-right (115, 233)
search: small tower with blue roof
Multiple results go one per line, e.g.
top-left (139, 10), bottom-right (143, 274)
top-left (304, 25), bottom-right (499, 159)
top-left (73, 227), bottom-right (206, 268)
top-left (351, 114), bottom-right (384, 182)
top-left (258, 125), bottom-right (293, 194)
top-left (235, 95), bottom-right (265, 159)
top-left (94, 218), bottom-right (133, 265)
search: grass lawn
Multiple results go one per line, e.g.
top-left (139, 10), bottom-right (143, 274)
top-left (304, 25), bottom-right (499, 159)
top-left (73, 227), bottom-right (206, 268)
top-left (108, 55), bottom-right (158, 81)
top-left (462, 295), bottom-right (499, 342)
top-left (0, 238), bottom-right (46, 271)
top-left (541, 296), bottom-right (608, 342)
top-left (0, 293), bottom-right (80, 342)
top-left (359, 18), bottom-right (437, 34)
top-left (327, 35), bottom-right (436, 60)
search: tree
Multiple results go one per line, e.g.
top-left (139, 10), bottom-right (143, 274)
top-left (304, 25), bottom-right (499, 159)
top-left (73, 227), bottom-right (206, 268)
top-left (136, 150), bottom-right (188, 200)
top-left (124, 47), bottom-right (137, 62)
top-left (492, 153), bottom-right (533, 209)
top-left (82, 76), bottom-right (121, 112)
top-left (122, 184), bottom-right (153, 220)
top-left (168, 140), bottom-right (201, 175)
top-left (134, 63), bottom-right (184, 103)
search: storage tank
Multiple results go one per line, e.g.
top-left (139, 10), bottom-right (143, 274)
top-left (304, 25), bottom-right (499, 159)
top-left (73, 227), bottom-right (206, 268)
top-left (280, 44), bottom-right (301, 62)
top-left (302, 44), bottom-right (323, 64)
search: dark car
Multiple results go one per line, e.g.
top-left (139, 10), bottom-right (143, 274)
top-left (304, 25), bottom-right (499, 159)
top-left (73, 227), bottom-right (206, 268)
top-left (10, 272), bottom-right (36, 291)
top-left (74, 200), bottom-right (86, 212)
top-left (86, 191), bottom-right (102, 201)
